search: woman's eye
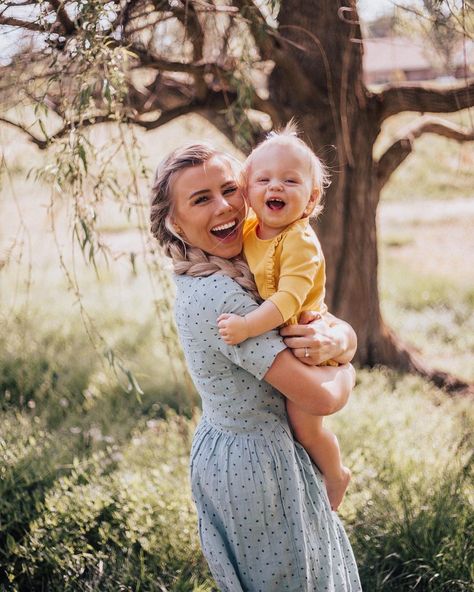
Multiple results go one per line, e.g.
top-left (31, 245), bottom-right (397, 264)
top-left (194, 195), bottom-right (209, 205)
top-left (223, 186), bottom-right (237, 195)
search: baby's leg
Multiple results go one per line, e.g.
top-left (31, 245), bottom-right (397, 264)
top-left (286, 399), bottom-right (351, 511)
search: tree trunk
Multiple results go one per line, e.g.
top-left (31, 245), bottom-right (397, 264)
top-left (269, 0), bottom-right (470, 393)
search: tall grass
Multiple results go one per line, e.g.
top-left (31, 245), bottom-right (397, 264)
top-left (331, 370), bottom-right (473, 591)
top-left (1, 347), bottom-right (472, 590)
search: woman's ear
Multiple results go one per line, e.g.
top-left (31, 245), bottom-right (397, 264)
top-left (171, 219), bottom-right (186, 238)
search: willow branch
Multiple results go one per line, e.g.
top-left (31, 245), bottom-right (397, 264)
top-left (375, 80), bottom-right (474, 122)
top-left (375, 115), bottom-right (474, 189)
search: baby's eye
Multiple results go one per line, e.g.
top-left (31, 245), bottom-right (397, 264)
top-left (285, 178), bottom-right (297, 184)
top-left (257, 177), bottom-right (269, 183)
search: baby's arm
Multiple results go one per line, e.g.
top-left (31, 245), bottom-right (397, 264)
top-left (217, 301), bottom-right (284, 345)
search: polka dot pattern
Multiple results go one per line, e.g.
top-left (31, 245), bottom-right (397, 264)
top-left (174, 275), bottom-right (362, 591)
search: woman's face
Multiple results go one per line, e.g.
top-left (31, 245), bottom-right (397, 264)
top-left (171, 155), bottom-right (246, 259)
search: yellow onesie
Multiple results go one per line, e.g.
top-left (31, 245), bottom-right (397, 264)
top-left (243, 215), bottom-right (338, 365)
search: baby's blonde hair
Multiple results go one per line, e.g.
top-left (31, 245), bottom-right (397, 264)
top-left (244, 119), bottom-right (330, 218)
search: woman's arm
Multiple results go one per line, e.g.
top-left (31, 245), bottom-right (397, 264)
top-left (280, 311), bottom-right (357, 366)
top-left (263, 349), bottom-right (355, 416)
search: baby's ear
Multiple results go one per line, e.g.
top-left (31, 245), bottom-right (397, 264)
top-left (304, 189), bottom-right (320, 217)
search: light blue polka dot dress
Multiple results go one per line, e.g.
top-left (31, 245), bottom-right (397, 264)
top-left (174, 274), bottom-right (362, 592)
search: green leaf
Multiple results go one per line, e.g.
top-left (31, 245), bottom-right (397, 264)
top-left (77, 144), bottom-right (88, 173)
top-left (6, 533), bottom-right (16, 553)
top-left (38, 118), bottom-right (49, 142)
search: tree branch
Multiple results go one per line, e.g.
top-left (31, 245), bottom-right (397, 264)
top-left (0, 117), bottom-right (49, 148)
top-left (129, 43), bottom-right (230, 78)
top-left (134, 101), bottom-right (210, 130)
top-left (0, 93), bottom-right (231, 147)
top-left (48, 0), bottom-right (75, 35)
top-left (375, 115), bottom-right (474, 189)
top-left (174, 1), bottom-right (207, 98)
top-left (230, 0), bottom-right (275, 60)
top-left (375, 80), bottom-right (474, 122)
top-left (0, 15), bottom-right (47, 32)
top-left (0, 115), bottom-right (120, 149)
top-left (174, 1), bottom-right (204, 62)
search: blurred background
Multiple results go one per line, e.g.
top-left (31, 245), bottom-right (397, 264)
top-left (1, 1), bottom-right (473, 590)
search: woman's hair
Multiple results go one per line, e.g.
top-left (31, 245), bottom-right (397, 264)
top-left (150, 143), bottom-right (261, 301)
top-left (244, 119), bottom-right (330, 218)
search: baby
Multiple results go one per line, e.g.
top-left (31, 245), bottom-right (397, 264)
top-left (217, 122), bottom-right (352, 510)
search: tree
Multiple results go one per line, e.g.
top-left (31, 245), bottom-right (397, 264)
top-left (1, 0), bottom-right (473, 393)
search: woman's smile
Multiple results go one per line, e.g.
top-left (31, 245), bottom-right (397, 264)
top-left (210, 218), bottom-right (239, 239)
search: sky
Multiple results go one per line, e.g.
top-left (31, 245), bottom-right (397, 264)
top-left (358, 0), bottom-right (399, 20)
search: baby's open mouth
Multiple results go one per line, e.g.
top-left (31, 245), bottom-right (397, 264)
top-left (266, 198), bottom-right (285, 211)
top-left (210, 220), bottom-right (238, 239)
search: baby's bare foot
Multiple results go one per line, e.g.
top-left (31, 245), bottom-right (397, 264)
top-left (325, 467), bottom-right (351, 511)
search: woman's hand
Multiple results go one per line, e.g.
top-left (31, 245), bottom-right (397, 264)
top-left (280, 311), bottom-right (357, 366)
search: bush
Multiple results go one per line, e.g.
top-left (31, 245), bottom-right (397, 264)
top-left (2, 414), bottom-right (214, 592)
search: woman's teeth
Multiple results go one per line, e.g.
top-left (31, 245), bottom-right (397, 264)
top-left (211, 220), bottom-right (237, 238)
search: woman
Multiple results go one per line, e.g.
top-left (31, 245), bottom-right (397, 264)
top-left (150, 143), bottom-right (362, 591)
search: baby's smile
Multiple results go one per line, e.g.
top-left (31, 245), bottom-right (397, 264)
top-left (265, 197), bottom-right (286, 210)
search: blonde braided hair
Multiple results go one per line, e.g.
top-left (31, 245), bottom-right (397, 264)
top-left (150, 143), bottom-right (261, 301)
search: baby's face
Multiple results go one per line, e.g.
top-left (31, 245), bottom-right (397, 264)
top-left (245, 141), bottom-right (318, 238)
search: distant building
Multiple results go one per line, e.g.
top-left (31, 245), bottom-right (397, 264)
top-left (452, 41), bottom-right (474, 80)
top-left (363, 37), bottom-right (474, 84)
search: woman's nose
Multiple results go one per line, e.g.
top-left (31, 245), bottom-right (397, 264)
top-left (216, 193), bottom-right (233, 213)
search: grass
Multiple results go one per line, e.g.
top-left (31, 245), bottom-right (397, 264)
top-left (1, 360), bottom-right (472, 591)
top-left (1, 110), bottom-right (473, 590)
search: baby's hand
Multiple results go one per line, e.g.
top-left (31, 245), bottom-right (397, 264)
top-left (217, 313), bottom-right (249, 345)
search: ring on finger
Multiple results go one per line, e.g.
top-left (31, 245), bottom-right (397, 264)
top-left (304, 347), bottom-right (310, 358)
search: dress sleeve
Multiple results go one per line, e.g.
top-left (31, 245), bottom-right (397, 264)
top-left (187, 276), bottom-right (287, 380)
top-left (268, 224), bottom-right (322, 323)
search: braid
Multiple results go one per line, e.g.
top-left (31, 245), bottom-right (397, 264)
top-left (169, 243), bottom-right (261, 302)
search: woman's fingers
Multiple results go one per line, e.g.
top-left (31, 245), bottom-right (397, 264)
top-left (298, 310), bottom-right (322, 325)
top-left (281, 336), bottom-right (309, 349)
top-left (279, 323), bottom-right (313, 337)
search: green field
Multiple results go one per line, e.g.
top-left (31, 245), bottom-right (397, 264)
top-left (1, 113), bottom-right (473, 591)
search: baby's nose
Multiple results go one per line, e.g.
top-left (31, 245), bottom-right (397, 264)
top-left (268, 178), bottom-right (283, 190)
